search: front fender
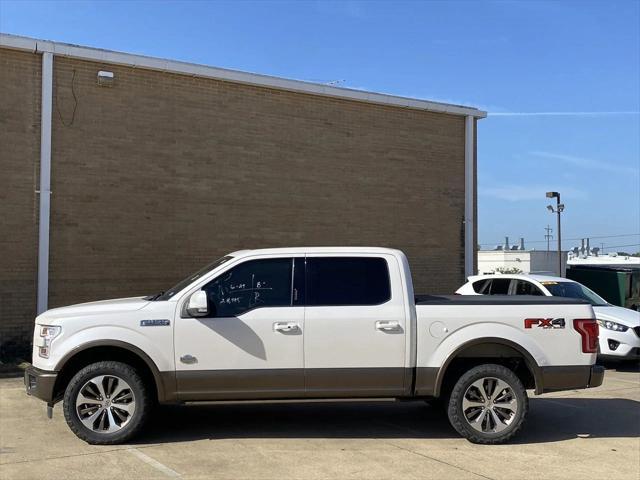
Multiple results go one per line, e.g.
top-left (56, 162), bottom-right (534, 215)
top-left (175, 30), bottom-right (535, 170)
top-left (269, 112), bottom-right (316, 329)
top-left (48, 325), bottom-right (173, 373)
top-left (48, 327), bottom-right (176, 403)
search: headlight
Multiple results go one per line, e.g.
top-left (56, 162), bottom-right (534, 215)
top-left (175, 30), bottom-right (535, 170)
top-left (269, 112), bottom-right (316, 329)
top-left (596, 319), bottom-right (628, 332)
top-left (37, 325), bottom-right (61, 358)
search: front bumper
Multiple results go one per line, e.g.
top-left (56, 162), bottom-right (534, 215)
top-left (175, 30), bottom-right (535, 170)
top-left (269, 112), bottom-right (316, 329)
top-left (24, 365), bottom-right (58, 404)
top-left (539, 364), bottom-right (604, 393)
top-left (598, 328), bottom-right (640, 359)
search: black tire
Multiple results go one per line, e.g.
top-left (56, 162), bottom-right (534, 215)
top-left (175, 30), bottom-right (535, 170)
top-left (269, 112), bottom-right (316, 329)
top-left (63, 361), bottom-right (151, 444)
top-left (447, 364), bottom-right (528, 444)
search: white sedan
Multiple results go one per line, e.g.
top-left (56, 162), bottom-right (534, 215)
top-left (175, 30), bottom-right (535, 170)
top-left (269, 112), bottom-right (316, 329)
top-left (456, 274), bottom-right (640, 360)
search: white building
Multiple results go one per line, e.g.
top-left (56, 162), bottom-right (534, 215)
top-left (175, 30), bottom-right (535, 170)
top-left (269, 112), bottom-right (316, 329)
top-left (567, 252), bottom-right (640, 268)
top-left (477, 250), bottom-right (567, 276)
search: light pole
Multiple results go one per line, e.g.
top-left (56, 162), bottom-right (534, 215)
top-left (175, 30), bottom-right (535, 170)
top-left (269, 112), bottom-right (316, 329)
top-left (546, 192), bottom-right (564, 276)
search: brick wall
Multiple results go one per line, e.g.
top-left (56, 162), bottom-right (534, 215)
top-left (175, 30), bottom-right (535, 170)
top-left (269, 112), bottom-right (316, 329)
top-left (1, 49), bottom-right (469, 353)
top-left (0, 49), bottom-right (40, 358)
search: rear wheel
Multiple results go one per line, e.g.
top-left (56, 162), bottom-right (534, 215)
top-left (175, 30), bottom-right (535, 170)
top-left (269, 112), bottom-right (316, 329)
top-left (63, 361), bottom-right (151, 444)
top-left (447, 364), bottom-right (528, 444)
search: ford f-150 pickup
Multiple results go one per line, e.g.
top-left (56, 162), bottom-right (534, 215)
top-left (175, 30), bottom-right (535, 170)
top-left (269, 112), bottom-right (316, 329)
top-left (25, 247), bottom-right (604, 444)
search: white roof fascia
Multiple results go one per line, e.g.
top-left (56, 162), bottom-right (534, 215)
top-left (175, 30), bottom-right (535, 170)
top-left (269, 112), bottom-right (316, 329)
top-left (0, 33), bottom-right (487, 118)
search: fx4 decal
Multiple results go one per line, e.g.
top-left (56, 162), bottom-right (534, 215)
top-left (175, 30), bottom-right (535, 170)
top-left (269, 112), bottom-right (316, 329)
top-left (524, 318), bottom-right (566, 329)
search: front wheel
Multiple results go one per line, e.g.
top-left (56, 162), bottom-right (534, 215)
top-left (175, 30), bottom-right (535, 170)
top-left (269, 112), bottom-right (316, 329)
top-left (63, 361), bottom-right (151, 444)
top-left (447, 364), bottom-right (528, 444)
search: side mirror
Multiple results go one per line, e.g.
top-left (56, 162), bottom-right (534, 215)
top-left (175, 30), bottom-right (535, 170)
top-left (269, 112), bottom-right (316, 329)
top-left (186, 290), bottom-right (209, 317)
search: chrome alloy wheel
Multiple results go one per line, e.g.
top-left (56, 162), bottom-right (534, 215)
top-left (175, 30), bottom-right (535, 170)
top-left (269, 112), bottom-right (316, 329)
top-left (462, 377), bottom-right (518, 434)
top-left (75, 375), bottom-right (136, 433)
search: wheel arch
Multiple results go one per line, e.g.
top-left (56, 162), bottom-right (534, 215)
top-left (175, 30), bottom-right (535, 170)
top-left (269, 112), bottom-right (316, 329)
top-left (434, 337), bottom-right (543, 397)
top-left (53, 340), bottom-right (176, 404)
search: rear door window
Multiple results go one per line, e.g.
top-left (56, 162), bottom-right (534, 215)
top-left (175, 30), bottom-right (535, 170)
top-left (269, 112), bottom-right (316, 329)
top-left (306, 257), bottom-right (391, 306)
top-left (489, 278), bottom-right (511, 295)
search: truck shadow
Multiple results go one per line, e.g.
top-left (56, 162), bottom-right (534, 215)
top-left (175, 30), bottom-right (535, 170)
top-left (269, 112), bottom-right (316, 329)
top-left (133, 397), bottom-right (640, 445)
top-left (598, 359), bottom-right (640, 373)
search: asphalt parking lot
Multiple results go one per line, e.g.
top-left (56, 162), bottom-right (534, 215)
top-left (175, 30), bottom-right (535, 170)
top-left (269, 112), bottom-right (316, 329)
top-left (1, 364), bottom-right (638, 480)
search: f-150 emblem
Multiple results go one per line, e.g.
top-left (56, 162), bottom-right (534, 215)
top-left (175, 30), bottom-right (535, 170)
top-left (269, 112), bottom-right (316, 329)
top-left (140, 319), bottom-right (170, 327)
top-left (524, 318), bottom-right (565, 329)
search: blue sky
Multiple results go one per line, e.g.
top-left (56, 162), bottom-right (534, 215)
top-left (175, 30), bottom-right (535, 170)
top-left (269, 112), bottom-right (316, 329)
top-left (1, 0), bottom-right (639, 252)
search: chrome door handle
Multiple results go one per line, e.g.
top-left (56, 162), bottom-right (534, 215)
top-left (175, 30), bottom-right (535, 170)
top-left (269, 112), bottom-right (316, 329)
top-left (375, 320), bottom-right (401, 331)
top-left (273, 322), bottom-right (300, 333)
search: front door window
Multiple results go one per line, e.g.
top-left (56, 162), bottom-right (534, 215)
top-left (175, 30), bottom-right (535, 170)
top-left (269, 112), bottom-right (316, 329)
top-left (203, 258), bottom-right (293, 317)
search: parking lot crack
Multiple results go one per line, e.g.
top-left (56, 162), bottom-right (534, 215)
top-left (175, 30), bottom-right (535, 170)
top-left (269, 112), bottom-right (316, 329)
top-left (384, 441), bottom-right (496, 480)
top-left (0, 445), bottom-right (157, 467)
top-left (0, 447), bottom-right (128, 466)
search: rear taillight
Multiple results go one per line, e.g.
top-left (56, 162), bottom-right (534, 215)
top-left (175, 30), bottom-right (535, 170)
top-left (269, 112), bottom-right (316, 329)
top-left (573, 319), bottom-right (599, 353)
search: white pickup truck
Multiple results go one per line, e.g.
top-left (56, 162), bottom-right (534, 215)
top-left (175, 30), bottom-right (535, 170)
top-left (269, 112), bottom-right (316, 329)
top-left (25, 247), bottom-right (603, 445)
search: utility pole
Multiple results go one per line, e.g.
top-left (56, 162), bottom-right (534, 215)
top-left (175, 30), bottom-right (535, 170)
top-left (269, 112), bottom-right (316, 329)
top-left (546, 192), bottom-right (564, 276)
top-left (544, 225), bottom-right (553, 252)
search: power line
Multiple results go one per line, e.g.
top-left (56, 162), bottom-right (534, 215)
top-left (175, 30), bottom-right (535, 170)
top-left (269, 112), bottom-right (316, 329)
top-left (544, 225), bottom-right (553, 252)
top-left (576, 233), bottom-right (640, 240)
top-left (601, 243), bottom-right (640, 249)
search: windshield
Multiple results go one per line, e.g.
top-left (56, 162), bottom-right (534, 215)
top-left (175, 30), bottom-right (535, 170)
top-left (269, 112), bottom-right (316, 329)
top-left (541, 281), bottom-right (609, 306)
top-left (153, 256), bottom-right (233, 301)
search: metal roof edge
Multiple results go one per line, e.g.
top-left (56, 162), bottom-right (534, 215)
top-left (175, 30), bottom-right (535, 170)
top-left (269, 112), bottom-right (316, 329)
top-left (0, 33), bottom-right (487, 118)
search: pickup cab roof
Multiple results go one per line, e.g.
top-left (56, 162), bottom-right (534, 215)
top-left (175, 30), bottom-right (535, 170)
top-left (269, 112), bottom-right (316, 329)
top-left (228, 246), bottom-right (404, 258)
